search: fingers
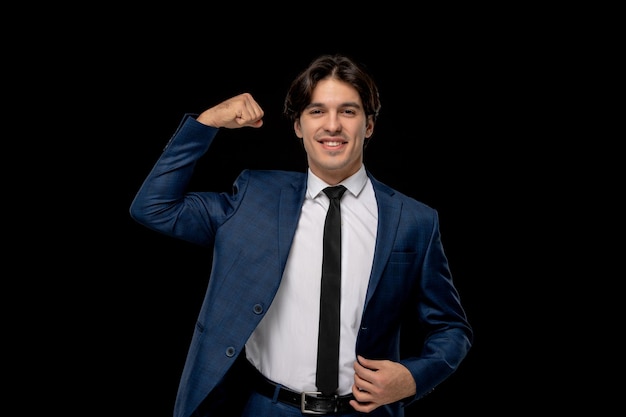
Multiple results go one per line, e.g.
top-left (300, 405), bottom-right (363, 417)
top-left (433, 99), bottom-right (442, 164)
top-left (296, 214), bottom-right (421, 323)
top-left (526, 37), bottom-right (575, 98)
top-left (349, 398), bottom-right (377, 413)
top-left (235, 93), bottom-right (264, 128)
top-left (350, 377), bottom-right (379, 414)
top-left (352, 360), bottom-right (376, 404)
top-left (351, 355), bottom-right (417, 411)
top-left (353, 355), bottom-right (378, 381)
top-left (197, 93), bottom-right (264, 129)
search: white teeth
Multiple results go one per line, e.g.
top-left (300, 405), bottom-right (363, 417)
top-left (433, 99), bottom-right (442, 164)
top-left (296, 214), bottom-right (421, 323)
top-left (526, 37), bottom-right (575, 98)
top-left (326, 141), bottom-right (341, 146)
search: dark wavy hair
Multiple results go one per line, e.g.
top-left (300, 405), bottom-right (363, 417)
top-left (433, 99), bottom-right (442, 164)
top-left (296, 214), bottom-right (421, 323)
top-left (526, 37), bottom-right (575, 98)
top-left (283, 54), bottom-right (381, 144)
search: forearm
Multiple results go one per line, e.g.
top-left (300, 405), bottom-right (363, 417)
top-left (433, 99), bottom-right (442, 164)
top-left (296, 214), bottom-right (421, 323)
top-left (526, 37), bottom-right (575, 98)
top-left (401, 326), bottom-right (472, 403)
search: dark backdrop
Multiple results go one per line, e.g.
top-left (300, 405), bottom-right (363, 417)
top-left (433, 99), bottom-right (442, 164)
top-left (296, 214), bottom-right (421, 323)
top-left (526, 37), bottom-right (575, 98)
top-left (46, 22), bottom-right (561, 416)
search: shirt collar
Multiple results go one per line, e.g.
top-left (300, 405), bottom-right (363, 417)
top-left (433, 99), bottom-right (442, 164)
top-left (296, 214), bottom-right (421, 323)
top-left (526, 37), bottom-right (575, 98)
top-left (307, 165), bottom-right (368, 199)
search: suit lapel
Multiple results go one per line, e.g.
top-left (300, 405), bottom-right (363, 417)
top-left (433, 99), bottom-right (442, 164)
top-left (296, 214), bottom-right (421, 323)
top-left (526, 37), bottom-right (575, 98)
top-left (364, 175), bottom-right (403, 308)
top-left (275, 172), bottom-right (402, 309)
top-left (278, 178), bottom-right (307, 269)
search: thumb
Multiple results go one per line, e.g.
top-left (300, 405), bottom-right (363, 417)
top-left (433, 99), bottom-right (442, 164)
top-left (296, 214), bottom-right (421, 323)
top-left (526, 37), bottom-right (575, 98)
top-left (357, 355), bottom-right (379, 371)
top-left (357, 355), bottom-right (370, 366)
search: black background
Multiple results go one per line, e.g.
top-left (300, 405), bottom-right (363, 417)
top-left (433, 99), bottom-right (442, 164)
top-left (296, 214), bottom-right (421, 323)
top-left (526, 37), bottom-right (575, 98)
top-left (25, 11), bottom-right (589, 416)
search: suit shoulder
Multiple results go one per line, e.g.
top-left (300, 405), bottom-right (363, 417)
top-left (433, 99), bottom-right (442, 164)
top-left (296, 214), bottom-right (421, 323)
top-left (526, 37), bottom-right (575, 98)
top-left (241, 169), bottom-right (305, 186)
top-left (370, 175), bottom-right (435, 212)
top-left (245, 169), bottom-right (304, 181)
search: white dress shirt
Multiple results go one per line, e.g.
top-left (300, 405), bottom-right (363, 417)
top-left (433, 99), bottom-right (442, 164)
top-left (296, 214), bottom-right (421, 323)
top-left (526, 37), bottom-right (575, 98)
top-left (246, 165), bottom-right (378, 395)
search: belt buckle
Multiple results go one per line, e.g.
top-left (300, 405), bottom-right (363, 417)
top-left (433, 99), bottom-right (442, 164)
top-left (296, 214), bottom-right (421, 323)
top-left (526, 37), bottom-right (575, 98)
top-left (301, 391), bottom-right (337, 415)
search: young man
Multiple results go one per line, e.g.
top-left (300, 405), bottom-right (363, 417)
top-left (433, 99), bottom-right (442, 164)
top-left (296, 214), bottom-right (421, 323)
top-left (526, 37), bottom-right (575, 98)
top-left (130, 54), bottom-right (473, 417)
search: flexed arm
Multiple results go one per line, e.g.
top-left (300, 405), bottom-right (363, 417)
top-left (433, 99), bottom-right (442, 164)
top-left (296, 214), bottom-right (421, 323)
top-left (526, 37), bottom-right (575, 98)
top-left (130, 93), bottom-right (264, 246)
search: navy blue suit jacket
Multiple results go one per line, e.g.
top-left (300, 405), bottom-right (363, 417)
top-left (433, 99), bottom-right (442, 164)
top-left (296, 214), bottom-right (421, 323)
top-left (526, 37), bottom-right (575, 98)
top-left (130, 115), bottom-right (473, 417)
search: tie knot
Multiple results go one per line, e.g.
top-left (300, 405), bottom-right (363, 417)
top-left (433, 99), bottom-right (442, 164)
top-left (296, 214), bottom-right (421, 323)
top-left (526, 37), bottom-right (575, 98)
top-left (323, 185), bottom-right (347, 200)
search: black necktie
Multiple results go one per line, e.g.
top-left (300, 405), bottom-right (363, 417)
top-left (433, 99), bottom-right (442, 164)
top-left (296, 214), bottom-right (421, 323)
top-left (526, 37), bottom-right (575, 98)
top-left (316, 185), bottom-right (347, 395)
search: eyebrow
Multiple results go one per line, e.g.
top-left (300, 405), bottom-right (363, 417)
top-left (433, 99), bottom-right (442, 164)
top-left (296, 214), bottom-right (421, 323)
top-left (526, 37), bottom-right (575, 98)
top-left (306, 101), bottom-right (362, 109)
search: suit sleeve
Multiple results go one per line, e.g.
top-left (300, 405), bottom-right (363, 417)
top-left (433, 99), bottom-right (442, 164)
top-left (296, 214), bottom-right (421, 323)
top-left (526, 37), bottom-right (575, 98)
top-left (400, 209), bottom-right (473, 404)
top-left (129, 114), bottom-right (240, 247)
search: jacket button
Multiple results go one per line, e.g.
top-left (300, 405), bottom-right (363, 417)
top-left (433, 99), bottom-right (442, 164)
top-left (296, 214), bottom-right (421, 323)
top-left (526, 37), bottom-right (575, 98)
top-left (225, 347), bottom-right (236, 357)
top-left (253, 304), bottom-right (263, 314)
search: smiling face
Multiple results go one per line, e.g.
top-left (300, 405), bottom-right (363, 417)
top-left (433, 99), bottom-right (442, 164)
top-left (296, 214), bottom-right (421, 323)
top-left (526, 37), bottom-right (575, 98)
top-left (294, 77), bottom-right (374, 185)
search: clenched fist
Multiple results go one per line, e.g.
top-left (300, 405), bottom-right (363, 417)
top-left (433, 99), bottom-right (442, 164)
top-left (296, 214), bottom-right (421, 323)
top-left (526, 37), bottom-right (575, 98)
top-left (197, 93), bottom-right (264, 129)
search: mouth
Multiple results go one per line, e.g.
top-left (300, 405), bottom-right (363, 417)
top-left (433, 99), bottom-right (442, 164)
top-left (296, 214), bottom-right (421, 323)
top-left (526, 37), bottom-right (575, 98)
top-left (318, 139), bottom-right (347, 149)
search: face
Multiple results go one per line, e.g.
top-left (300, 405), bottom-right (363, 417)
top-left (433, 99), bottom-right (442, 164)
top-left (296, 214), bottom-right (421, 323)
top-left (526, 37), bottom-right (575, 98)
top-left (294, 77), bottom-right (374, 185)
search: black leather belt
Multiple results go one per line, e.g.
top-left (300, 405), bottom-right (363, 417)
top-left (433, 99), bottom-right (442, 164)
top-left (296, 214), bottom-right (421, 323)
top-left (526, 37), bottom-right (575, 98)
top-left (252, 368), bottom-right (354, 414)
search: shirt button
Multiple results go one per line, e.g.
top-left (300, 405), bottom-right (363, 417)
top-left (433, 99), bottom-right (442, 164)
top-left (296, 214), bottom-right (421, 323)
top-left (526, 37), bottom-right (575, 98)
top-left (225, 347), bottom-right (236, 357)
top-left (253, 304), bottom-right (263, 314)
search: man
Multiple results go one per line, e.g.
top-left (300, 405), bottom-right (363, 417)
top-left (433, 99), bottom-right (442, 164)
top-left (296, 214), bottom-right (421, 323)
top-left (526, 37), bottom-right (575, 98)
top-left (130, 54), bottom-right (473, 416)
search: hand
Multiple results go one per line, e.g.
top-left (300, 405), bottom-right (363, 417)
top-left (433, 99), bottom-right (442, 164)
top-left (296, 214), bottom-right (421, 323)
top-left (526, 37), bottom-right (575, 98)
top-left (349, 355), bottom-right (416, 413)
top-left (197, 93), bottom-right (264, 129)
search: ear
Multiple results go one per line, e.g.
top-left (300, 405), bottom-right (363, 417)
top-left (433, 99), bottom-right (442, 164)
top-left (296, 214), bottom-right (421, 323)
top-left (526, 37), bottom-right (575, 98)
top-left (365, 116), bottom-right (374, 138)
top-left (294, 119), bottom-right (303, 138)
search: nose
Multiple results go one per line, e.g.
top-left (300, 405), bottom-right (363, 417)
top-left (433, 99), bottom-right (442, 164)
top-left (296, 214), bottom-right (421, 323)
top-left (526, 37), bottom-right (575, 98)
top-left (324, 111), bottom-right (342, 134)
